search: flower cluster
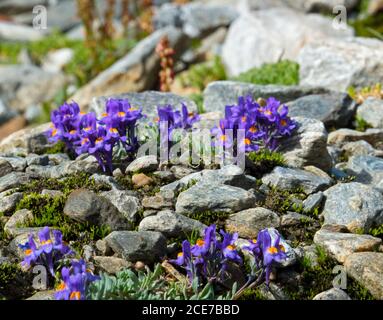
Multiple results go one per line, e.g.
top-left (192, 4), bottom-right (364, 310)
top-left (243, 229), bottom-right (287, 284)
top-left (19, 226), bottom-right (73, 276)
top-left (212, 96), bottom-right (296, 153)
top-left (157, 103), bottom-right (200, 145)
top-left (47, 99), bottom-right (143, 173)
top-left (170, 224), bottom-right (242, 285)
top-left (55, 259), bottom-right (100, 300)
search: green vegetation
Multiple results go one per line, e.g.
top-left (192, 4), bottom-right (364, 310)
top-left (285, 246), bottom-right (337, 300)
top-left (237, 287), bottom-right (268, 300)
top-left (0, 262), bottom-right (33, 300)
top-left (346, 277), bottom-right (375, 300)
top-left (247, 150), bottom-right (286, 177)
top-left (354, 115), bottom-right (372, 132)
top-left (348, 84), bottom-right (383, 104)
top-left (369, 224), bottom-right (383, 240)
top-left (189, 93), bottom-right (205, 114)
top-left (87, 263), bottom-right (237, 300)
top-left (261, 186), bottom-right (306, 215)
top-left (16, 193), bottom-right (110, 253)
top-left (350, 13), bottom-right (383, 40)
top-left (45, 141), bottom-right (67, 155)
top-left (177, 56), bottom-right (227, 92)
top-left (188, 211), bottom-right (231, 228)
top-left (234, 60), bottom-right (300, 86)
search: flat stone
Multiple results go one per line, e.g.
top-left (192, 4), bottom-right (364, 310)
top-left (142, 194), bottom-right (173, 210)
top-left (203, 81), bottom-right (330, 114)
top-left (93, 256), bottom-right (132, 275)
top-left (328, 128), bottom-right (383, 148)
top-left (298, 37), bottom-right (383, 91)
top-left (313, 288), bottom-right (351, 300)
top-left (344, 252), bottom-right (383, 300)
top-left (138, 210), bottom-right (206, 238)
top-left (314, 228), bottom-right (382, 263)
top-left (64, 189), bottom-right (132, 231)
top-left (225, 208), bottom-right (280, 239)
top-left (132, 173), bottom-right (154, 188)
top-left (0, 158), bottom-right (13, 177)
top-left (0, 123), bottom-right (52, 155)
top-left (0, 172), bottom-right (32, 193)
top-left (262, 166), bottom-right (332, 194)
top-left (287, 93), bottom-right (356, 129)
top-left (346, 155), bottom-right (383, 191)
top-left (342, 141), bottom-right (378, 158)
top-left (0, 191), bottom-right (23, 214)
top-left (323, 182), bottom-right (383, 232)
top-left (175, 183), bottom-right (257, 216)
top-left (303, 192), bottom-right (324, 212)
top-left (0, 156), bottom-right (27, 172)
top-left (100, 190), bottom-right (142, 223)
top-left (357, 98), bottom-right (383, 129)
top-left (281, 212), bottom-right (317, 227)
top-left (0, 21), bottom-right (45, 41)
top-left (26, 290), bottom-right (55, 301)
top-left (104, 231), bottom-right (167, 264)
top-left (126, 155), bottom-right (158, 174)
top-left (4, 209), bottom-right (33, 237)
top-left (26, 154), bottom-right (49, 166)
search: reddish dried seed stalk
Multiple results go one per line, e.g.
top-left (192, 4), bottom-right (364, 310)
top-left (102, 0), bottom-right (116, 40)
top-left (155, 36), bottom-right (175, 92)
top-left (121, 0), bottom-right (132, 36)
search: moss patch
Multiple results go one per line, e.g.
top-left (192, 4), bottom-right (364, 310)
top-left (188, 211), bottom-right (230, 228)
top-left (247, 150), bottom-right (286, 178)
top-left (233, 60), bottom-right (299, 86)
top-left (0, 262), bottom-right (34, 300)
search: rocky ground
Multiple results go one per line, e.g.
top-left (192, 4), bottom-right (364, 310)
top-left (1, 0), bottom-right (383, 301)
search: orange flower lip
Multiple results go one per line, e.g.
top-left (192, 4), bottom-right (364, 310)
top-left (177, 252), bottom-right (184, 257)
top-left (267, 246), bottom-right (278, 254)
top-left (226, 245), bottom-right (236, 251)
top-left (25, 249), bottom-right (32, 256)
top-left (117, 111), bottom-right (126, 117)
top-left (70, 291), bottom-right (81, 300)
top-left (196, 239), bottom-right (205, 247)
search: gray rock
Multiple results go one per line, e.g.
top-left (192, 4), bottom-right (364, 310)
top-left (287, 93), bottom-right (356, 129)
top-left (203, 81), bottom-right (330, 114)
top-left (153, 2), bottom-right (238, 38)
top-left (0, 0), bottom-right (48, 15)
top-left (100, 190), bottom-right (142, 223)
top-left (0, 98), bottom-right (17, 126)
top-left (0, 156), bottom-right (27, 172)
top-left (0, 191), bottom-right (23, 214)
top-left (0, 158), bottom-right (13, 177)
top-left (175, 183), bottom-right (256, 215)
top-left (26, 154), bottom-right (49, 166)
top-left (344, 252), bottom-right (383, 300)
top-left (279, 117), bottom-right (333, 172)
top-left (225, 208), bottom-right (280, 239)
top-left (126, 155), bottom-right (158, 174)
top-left (313, 288), bottom-right (351, 300)
top-left (26, 291), bottom-right (55, 301)
top-left (281, 212), bottom-right (317, 227)
top-left (0, 172), bottom-right (32, 193)
top-left (287, 0), bottom-right (360, 12)
top-left (64, 189), bottom-right (132, 231)
top-left (298, 37), bottom-right (383, 92)
top-left (356, 98), bottom-right (383, 129)
top-left (303, 192), bottom-right (324, 212)
top-left (160, 165), bottom-right (257, 195)
top-left (314, 228), bottom-right (382, 263)
top-left (170, 166), bottom-right (197, 179)
top-left (4, 209), bottom-right (34, 237)
top-left (328, 128), bottom-right (383, 148)
top-left (142, 194), bottom-right (173, 210)
top-left (152, 170), bottom-right (176, 183)
top-left (262, 167), bottom-right (332, 194)
top-left (138, 210), bottom-right (206, 238)
top-left (93, 256), bottom-right (132, 274)
top-left (42, 48), bottom-right (74, 73)
top-left (90, 174), bottom-right (121, 190)
top-left (323, 182), bottom-right (383, 232)
top-left (71, 27), bottom-right (189, 108)
top-left (222, 7), bottom-right (352, 76)
top-left (346, 156), bottom-right (383, 191)
top-left (0, 123), bottom-right (52, 155)
top-left (342, 141), bottom-right (379, 158)
top-left (0, 65), bottom-right (66, 113)
top-left (0, 21), bottom-right (45, 42)
top-left (47, 153), bottom-right (70, 165)
top-left (104, 231), bottom-right (167, 263)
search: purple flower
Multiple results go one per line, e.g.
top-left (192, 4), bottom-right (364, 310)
top-left (181, 103), bottom-right (200, 129)
top-left (191, 224), bottom-right (217, 257)
top-left (19, 227), bottom-right (73, 276)
top-left (55, 259), bottom-right (100, 300)
top-left (169, 240), bottom-right (195, 281)
top-left (220, 230), bottom-right (242, 264)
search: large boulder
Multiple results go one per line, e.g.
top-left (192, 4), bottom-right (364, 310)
top-left (298, 37), bottom-right (383, 91)
top-left (346, 155), bottom-right (383, 191)
top-left (322, 182), bottom-right (383, 233)
top-left (356, 98), bottom-right (383, 129)
top-left (71, 27), bottom-right (189, 109)
top-left (222, 7), bottom-right (353, 76)
top-left (203, 81), bottom-right (330, 114)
